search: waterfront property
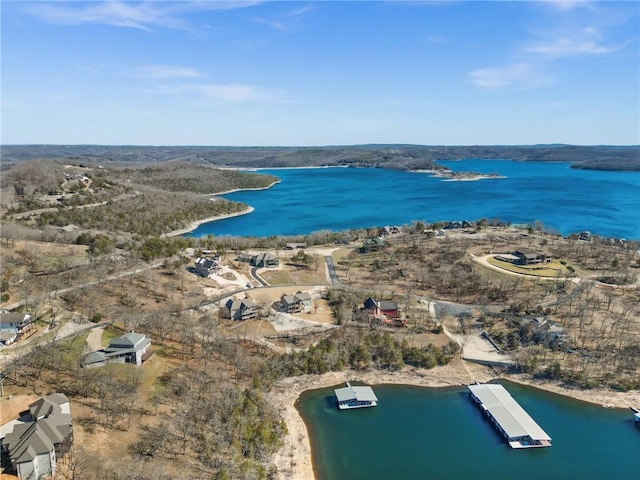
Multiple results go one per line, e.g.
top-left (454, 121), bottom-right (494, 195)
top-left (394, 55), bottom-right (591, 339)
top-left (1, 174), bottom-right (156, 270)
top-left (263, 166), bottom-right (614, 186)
top-left (334, 381), bottom-right (378, 410)
top-left (468, 383), bottom-right (551, 448)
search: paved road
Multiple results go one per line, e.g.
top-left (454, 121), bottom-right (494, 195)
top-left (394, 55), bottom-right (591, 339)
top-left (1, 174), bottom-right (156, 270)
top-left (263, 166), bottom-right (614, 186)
top-left (250, 267), bottom-right (269, 287)
top-left (324, 256), bottom-right (342, 285)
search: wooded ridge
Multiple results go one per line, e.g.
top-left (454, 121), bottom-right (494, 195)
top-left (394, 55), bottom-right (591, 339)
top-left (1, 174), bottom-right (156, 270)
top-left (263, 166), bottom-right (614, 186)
top-left (2, 144), bottom-right (639, 171)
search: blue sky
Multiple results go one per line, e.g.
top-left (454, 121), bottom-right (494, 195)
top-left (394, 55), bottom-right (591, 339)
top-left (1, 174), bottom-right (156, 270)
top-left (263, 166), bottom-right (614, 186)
top-left (1, 1), bottom-right (638, 146)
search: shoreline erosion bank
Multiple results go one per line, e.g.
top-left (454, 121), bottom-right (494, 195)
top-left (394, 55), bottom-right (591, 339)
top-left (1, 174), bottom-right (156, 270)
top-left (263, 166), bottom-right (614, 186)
top-left (164, 180), bottom-right (280, 237)
top-left (164, 206), bottom-right (255, 237)
top-left (270, 363), bottom-right (640, 480)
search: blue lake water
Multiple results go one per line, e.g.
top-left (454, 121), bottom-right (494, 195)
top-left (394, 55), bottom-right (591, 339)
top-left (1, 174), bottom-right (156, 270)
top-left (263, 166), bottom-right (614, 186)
top-left (298, 381), bottom-right (639, 480)
top-left (186, 160), bottom-right (640, 239)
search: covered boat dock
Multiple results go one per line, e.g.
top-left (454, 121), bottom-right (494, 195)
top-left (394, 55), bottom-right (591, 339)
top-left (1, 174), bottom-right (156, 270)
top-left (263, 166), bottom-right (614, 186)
top-left (468, 383), bottom-right (551, 448)
top-left (335, 381), bottom-right (378, 410)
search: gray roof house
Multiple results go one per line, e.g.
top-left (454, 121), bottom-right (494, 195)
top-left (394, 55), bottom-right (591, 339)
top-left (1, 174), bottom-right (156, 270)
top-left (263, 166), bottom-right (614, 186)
top-left (252, 252), bottom-right (279, 268)
top-left (280, 291), bottom-right (312, 314)
top-left (0, 312), bottom-right (32, 332)
top-left (1, 393), bottom-right (73, 480)
top-left (0, 329), bottom-right (18, 346)
top-left (362, 237), bottom-right (384, 252)
top-left (222, 297), bottom-right (258, 321)
top-left (82, 332), bottom-right (151, 368)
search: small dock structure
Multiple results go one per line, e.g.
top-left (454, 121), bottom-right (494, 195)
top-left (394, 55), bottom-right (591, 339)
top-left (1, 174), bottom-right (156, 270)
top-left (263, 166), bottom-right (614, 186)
top-left (335, 381), bottom-right (378, 410)
top-left (468, 383), bottom-right (551, 449)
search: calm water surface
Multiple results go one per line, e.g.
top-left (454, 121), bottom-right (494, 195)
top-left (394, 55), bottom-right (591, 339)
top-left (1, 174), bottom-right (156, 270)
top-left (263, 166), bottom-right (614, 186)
top-left (298, 381), bottom-right (639, 480)
top-left (186, 160), bottom-right (640, 239)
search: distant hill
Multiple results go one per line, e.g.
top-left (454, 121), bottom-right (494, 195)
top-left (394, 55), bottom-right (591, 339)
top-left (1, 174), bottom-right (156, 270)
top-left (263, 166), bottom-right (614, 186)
top-left (1, 144), bottom-right (638, 171)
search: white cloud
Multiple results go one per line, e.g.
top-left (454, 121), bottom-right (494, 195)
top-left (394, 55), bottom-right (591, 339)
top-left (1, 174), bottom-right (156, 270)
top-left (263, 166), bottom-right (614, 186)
top-left (250, 2), bottom-right (314, 31)
top-left (426, 34), bottom-right (445, 44)
top-left (525, 26), bottom-right (624, 58)
top-left (23, 1), bottom-right (262, 31)
top-left (190, 84), bottom-right (278, 102)
top-left (127, 65), bottom-right (203, 79)
top-left (469, 63), bottom-right (552, 90)
top-left (150, 83), bottom-right (280, 103)
top-left (538, 1), bottom-right (593, 12)
top-left (251, 17), bottom-right (287, 31)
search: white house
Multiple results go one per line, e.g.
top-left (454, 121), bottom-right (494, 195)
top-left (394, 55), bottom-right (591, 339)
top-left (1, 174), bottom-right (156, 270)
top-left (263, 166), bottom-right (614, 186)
top-left (0, 312), bottom-right (32, 333)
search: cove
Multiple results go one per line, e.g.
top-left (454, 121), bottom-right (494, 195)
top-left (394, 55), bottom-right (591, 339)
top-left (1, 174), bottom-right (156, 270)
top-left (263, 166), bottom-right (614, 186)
top-left (297, 381), bottom-right (639, 480)
top-left (185, 160), bottom-right (640, 240)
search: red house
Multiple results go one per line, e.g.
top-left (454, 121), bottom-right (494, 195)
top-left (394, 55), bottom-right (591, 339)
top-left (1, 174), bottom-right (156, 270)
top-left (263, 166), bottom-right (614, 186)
top-left (363, 297), bottom-right (398, 319)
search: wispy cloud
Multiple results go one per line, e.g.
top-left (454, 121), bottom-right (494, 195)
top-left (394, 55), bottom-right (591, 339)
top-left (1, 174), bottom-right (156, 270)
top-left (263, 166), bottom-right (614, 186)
top-left (469, 63), bottom-right (552, 90)
top-left (22, 1), bottom-right (262, 31)
top-left (250, 17), bottom-right (287, 31)
top-left (525, 26), bottom-right (625, 58)
top-left (251, 2), bottom-right (315, 31)
top-left (538, 1), bottom-right (594, 12)
top-left (127, 65), bottom-right (203, 79)
top-left (151, 83), bottom-right (280, 103)
top-left (426, 34), bottom-right (446, 44)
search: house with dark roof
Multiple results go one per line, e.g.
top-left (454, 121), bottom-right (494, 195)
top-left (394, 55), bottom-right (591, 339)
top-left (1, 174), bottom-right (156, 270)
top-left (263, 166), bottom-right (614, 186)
top-left (222, 297), bottom-right (258, 321)
top-left (193, 257), bottom-right (219, 277)
top-left (1, 393), bottom-right (73, 480)
top-left (362, 297), bottom-right (399, 319)
top-left (362, 237), bottom-right (384, 252)
top-left (512, 249), bottom-right (547, 265)
top-left (280, 291), bottom-right (312, 314)
top-left (81, 332), bottom-right (151, 368)
top-left (378, 225), bottom-right (402, 237)
top-left (252, 252), bottom-right (279, 268)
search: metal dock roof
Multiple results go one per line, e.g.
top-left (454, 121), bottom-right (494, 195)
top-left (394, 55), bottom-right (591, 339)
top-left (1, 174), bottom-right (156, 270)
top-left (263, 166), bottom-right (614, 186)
top-left (468, 383), bottom-right (551, 442)
top-left (335, 384), bottom-right (378, 403)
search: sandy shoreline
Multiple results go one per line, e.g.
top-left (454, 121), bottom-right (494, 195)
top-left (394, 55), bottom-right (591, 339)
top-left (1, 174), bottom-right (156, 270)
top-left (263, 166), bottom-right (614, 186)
top-left (270, 361), bottom-right (640, 480)
top-left (164, 206), bottom-right (255, 237)
top-left (164, 180), bottom-right (282, 237)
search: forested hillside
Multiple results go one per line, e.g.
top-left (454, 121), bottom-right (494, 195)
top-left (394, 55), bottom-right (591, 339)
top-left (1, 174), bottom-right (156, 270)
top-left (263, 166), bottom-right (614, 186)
top-left (2, 144), bottom-right (639, 171)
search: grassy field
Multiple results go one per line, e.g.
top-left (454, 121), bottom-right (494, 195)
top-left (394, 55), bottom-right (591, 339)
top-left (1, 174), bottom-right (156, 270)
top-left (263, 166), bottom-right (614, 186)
top-left (487, 257), bottom-right (576, 278)
top-left (260, 258), bottom-right (328, 286)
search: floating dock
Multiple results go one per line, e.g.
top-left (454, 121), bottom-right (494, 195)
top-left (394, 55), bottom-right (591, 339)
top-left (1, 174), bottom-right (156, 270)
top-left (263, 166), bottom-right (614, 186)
top-left (335, 381), bottom-right (378, 410)
top-left (468, 383), bottom-right (551, 448)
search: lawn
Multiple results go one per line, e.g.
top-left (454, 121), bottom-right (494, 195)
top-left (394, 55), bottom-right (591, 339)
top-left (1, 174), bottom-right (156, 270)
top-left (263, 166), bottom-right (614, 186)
top-left (487, 257), bottom-right (576, 278)
top-left (260, 259), bottom-right (328, 285)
